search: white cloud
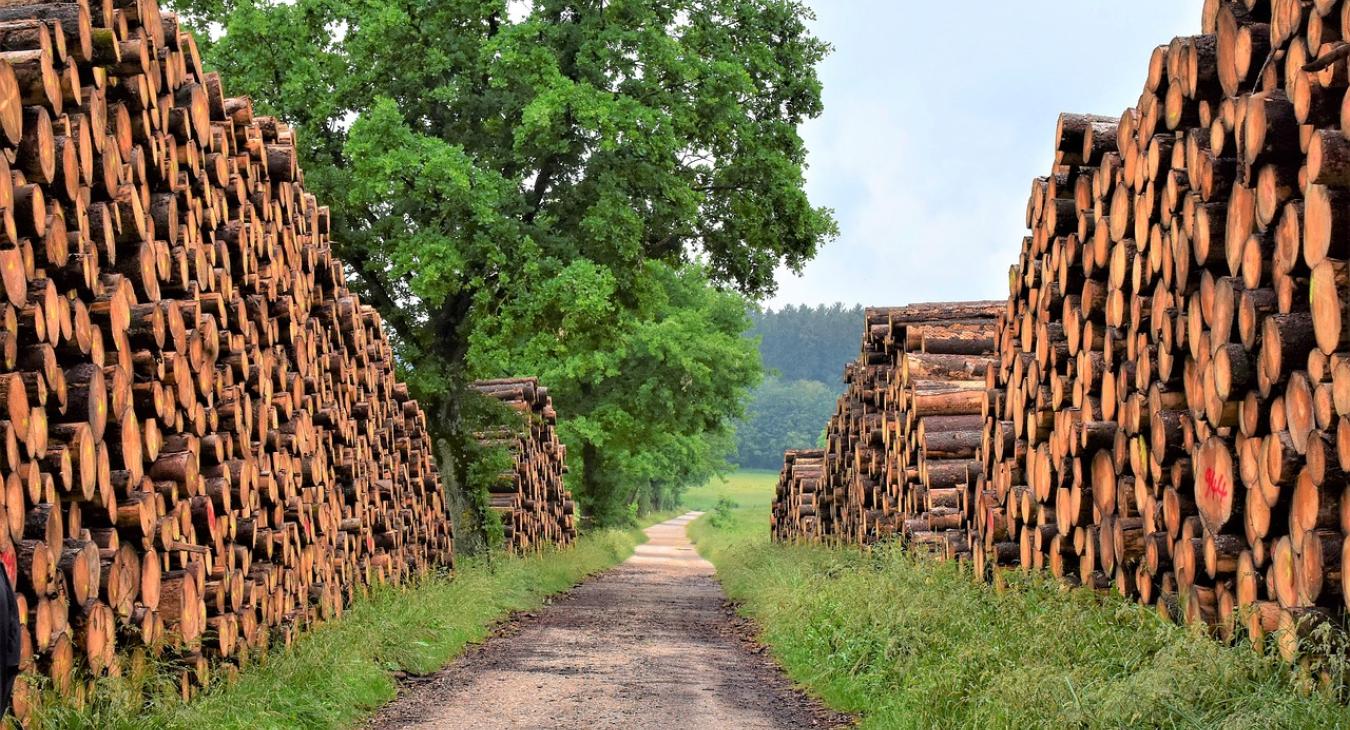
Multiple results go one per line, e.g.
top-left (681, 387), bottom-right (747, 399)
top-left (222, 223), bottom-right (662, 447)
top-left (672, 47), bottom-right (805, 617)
top-left (769, 0), bottom-right (1198, 307)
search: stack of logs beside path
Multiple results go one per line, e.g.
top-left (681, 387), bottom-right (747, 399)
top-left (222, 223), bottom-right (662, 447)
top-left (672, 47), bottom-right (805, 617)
top-left (775, 0), bottom-right (1350, 659)
top-left (0, 0), bottom-right (455, 718)
top-left (471, 378), bottom-right (576, 552)
top-left (771, 449), bottom-right (826, 542)
top-left (976, 0), bottom-right (1350, 657)
top-left (773, 302), bottom-right (1000, 551)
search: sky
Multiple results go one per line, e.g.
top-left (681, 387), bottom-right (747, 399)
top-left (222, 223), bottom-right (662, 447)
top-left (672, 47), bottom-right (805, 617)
top-left (767, 1), bottom-right (1200, 309)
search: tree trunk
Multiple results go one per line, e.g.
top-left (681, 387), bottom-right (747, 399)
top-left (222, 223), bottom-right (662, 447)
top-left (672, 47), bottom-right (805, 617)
top-left (581, 440), bottom-right (621, 526)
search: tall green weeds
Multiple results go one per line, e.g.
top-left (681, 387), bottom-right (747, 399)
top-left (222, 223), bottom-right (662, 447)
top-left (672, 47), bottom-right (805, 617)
top-left (690, 475), bottom-right (1350, 729)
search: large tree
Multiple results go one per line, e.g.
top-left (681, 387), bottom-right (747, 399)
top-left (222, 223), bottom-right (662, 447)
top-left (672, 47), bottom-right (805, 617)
top-left (471, 262), bottom-right (761, 519)
top-left (169, 0), bottom-right (835, 524)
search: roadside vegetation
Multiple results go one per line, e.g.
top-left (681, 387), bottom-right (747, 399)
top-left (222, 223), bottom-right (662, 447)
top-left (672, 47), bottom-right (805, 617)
top-left (32, 528), bottom-right (649, 730)
top-left (681, 470), bottom-right (779, 513)
top-left (688, 472), bottom-right (1350, 728)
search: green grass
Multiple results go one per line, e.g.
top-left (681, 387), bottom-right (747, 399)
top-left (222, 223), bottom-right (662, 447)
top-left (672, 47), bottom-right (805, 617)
top-left (681, 469), bottom-right (777, 512)
top-left (689, 472), bottom-right (1350, 729)
top-left (34, 527), bottom-right (647, 730)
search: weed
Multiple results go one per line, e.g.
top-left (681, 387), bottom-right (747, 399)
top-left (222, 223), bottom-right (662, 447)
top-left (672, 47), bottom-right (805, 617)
top-left (689, 472), bottom-right (1350, 729)
top-left (709, 496), bottom-right (739, 528)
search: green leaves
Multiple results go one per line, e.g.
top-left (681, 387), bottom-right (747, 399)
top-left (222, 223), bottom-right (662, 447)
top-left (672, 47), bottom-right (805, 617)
top-left (173, 0), bottom-right (832, 525)
top-left (735, 377), bottom-right (838, 470)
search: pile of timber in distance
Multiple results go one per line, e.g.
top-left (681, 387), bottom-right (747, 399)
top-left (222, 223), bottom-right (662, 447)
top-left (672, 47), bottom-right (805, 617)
top-left (471, 378), bottom-right (576, 551)
top-left (972, 0), bottom-right (1350, 660)
top-left (771, 449), bottom-right (827, 542)
top-left (0, 0), bottom-right (453, 716)
top-left (887, 302), bottom-right (1001, 560)
top-left (771, 302), bottom-right (1000, 547)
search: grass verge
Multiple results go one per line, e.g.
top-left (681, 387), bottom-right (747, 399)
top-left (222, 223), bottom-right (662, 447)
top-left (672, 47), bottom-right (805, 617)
top-left (35, 526), bottom-right (647, 729)
top-left (689, 471), bottom-right (1350, 728)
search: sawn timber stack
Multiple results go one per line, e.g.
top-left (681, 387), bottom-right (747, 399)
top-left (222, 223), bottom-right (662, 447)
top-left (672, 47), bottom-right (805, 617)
top-left (470, 378), bottom-right (576, 551)
top-left (773, 302), bottom-right (999, 548)
top-left (769, 0), bottom-right (1350, 661)
top-left (0, 0), bottom-right (452, 716)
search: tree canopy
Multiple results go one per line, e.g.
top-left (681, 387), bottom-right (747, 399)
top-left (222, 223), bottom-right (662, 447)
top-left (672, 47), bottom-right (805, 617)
top-left (750, 303), bottom-right (863, 384)
top-left (169, 0), bottom-right (835, 525)
top-left (732, 304), bottom-right (861, 470)
top-left (733, 376), bottom-right (837, 470)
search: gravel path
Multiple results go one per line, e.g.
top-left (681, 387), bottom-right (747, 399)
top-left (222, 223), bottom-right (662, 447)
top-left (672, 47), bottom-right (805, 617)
top-left (369, 512), bottom-right (849, 729)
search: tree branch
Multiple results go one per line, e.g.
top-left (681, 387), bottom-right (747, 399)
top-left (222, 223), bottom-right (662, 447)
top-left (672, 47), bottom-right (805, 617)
top-left (349, 261), bottom-right (416, 342)
top-left (1306, 42), bottom-right (1350, 72)
top-left (523, 155), bottom-right (560, 225)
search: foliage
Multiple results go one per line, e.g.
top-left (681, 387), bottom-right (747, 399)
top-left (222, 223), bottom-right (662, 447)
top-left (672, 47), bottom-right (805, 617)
top-left (733, 376), bottom-right (837, 470)
top-left (469, 262), bottom-right (762, 523)
top-left (708, 496), bottom-right (739, 529)
top-left (30, 527), bottom-right (648, 729)
top-left (731, 304), bottom-right (859, 470)
top-left (689, 472), bottom-right (1350, 729)
top-left (166, 0), bottom-right (836, 527)
top-left (749, 303), bottom-right (863, 384)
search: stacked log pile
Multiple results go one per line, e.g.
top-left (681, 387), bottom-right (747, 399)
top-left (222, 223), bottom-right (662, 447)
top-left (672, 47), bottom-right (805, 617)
top-left (886, 303), bottom-right (1000, 560)
top-left (811, 311), bottom-right (891, 544)
top-left (971, 0), bottom-right (1350, 656)
top-left (470, 378), bottom-right (575, 551)
top-left (770, 449), bottom-right (827, 542)
top-left (0, 0), bottom-right (453, 715)
top-left (773, 302), bottom-right (999, 547)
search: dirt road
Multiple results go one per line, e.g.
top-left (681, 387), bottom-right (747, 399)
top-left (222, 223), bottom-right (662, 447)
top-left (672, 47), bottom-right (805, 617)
top-left (370, 513), bottom-right (849, 729)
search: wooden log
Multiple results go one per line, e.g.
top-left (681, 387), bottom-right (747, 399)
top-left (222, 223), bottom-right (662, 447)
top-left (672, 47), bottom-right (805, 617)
top-left (0, 1), bottom-right (460, 717)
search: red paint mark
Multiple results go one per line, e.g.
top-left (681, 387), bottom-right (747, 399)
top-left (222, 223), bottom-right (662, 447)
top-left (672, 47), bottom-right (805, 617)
top-left (0, 545), bottom-right (15, 585)
top-left (1203, 467), bottom-right (1229, 501)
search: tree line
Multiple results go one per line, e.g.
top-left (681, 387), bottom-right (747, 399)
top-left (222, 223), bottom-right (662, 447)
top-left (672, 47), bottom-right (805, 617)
top-left (166, 0), bottom-right (834, 530)
top-left (735, 305), bottom-right (863, 470)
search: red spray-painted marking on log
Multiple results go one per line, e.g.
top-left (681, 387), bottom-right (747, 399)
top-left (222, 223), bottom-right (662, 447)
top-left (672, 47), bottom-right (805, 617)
top-left (1203, 467), bottom-right (1229, 501)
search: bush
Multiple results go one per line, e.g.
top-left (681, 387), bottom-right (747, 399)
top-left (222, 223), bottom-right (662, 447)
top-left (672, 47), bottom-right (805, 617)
top-left (709, 496), bottom-right (739, 529)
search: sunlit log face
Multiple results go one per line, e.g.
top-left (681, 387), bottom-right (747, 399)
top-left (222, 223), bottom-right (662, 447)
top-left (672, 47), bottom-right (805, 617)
top-left (777, 0), bottom-right (1350, 664)
top-left (0, 0), bottom-right (458, 718)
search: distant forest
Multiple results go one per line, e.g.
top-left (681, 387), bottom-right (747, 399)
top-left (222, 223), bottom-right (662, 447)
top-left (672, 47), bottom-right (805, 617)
top-left (735, 304), bottom-right (864, 470)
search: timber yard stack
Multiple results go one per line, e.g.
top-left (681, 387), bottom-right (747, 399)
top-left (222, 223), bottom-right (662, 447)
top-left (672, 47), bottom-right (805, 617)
top-left (770, 448), bottom-right (827, 542)
top-left (775, 302), bottom-right (999, 547)
top-left (0, 0), bottom-right (452, 717)
top-left (883, 302), bottom-right (1000, 559)
top-left (470, 378), bottom-right (576, 552)
top-left (772, 0), bottom-right (1350, 657)
top-left (971, 0), bottom-right (1350, 656)
top-left (815, 310), bottom-right (892, 544)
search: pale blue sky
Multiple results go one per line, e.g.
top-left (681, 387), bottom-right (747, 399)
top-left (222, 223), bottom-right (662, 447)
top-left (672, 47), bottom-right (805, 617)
top-left (769, 1), bottom-right (1198, 307)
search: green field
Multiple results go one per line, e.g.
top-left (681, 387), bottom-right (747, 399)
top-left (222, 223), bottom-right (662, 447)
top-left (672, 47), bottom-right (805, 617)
top-left (35, 527), bottom-right (649, 730)
top-left (688, 471), bottom-right (1350, 729)
top-left (680, 469), bottom-right (778, 512)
